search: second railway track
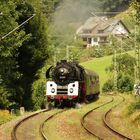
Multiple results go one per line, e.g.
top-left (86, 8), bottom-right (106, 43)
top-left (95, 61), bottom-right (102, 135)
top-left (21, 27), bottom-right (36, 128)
top-left (81, 95), bottom-right (133, 140)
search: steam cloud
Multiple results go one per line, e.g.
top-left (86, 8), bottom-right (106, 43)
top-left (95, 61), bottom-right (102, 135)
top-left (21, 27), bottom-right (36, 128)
top-left (52, 0), bottom-right (103, 28)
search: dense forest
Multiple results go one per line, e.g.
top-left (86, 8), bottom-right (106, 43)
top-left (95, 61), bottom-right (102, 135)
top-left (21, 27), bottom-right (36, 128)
top-left (0, 0), bottom-right (137, 110)
top-left (0, 0), bottom-right (61, 110)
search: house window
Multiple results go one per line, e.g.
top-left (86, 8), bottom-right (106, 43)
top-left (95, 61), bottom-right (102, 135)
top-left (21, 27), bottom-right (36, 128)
top-left (98, 30), bottom-right (103, 33)
top-left (100, 37), bottom-right (107, 42)
top-left (83, 38), bottom-right (87, 41)
top-left (93, 37), bottom-right (97, 42)
top-left (87, 38), bottom-right (91, 44)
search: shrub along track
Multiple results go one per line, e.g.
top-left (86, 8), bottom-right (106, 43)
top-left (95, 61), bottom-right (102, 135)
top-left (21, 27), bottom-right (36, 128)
top-left (81, 95), bottom-right (133, 140)
top-left (11, 109), bottom-right (63, 140)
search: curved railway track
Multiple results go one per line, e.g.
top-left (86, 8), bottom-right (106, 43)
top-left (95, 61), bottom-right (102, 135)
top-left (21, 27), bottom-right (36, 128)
top-left (40, 109), bottom-right (68, 140)
top-left (11, 109), bottom-right (50, 140)
top-left (81, 95), bottom-right (133, 140)
top-left (103, 96), bottom-right (132, 140)
top-left (81, 96), bottom-right (114, 140)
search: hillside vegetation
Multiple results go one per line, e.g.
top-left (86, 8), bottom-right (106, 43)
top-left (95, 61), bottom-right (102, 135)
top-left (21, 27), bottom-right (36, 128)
top-left (81, 51), bottom-right (134, 91)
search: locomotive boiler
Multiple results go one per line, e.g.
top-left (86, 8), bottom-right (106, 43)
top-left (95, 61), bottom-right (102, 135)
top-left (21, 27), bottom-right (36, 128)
top-left (46, 60), bottom-right (100, 107)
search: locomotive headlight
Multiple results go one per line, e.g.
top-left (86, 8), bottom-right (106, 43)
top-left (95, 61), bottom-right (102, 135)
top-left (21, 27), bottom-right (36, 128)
top-left (70, 88), bottom-right (73, 93)
top-left (51, 88), bottom-right (55, 93)
top-left (46, 81), bottom-right (57, 96)
top-left (68, 82), bottom-right (79, 96)
top-left (60, 68), bottom-right (64, 73)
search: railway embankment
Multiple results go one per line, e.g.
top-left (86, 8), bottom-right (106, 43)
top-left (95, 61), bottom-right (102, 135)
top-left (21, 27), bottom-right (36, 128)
top-left (107, 94), bottom-right (140, 140)
top-left (42, 94), bottom-right (138, 140)
top-left (0, 94), bottom-right (139, 140)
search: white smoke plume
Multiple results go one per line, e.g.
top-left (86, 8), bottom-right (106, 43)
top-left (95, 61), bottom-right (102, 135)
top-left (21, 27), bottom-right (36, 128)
top-left (52, 0), bottom-right (103, 28)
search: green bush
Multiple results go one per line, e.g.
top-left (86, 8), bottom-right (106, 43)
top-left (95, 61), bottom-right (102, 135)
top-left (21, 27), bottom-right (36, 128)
top-left (0, 85), bottom-right (15, 109)
top-left (102, 74), bottom-right (134, 93)
top-left (102, 53), bottom-right (135, 93)
top-left (31, 65), bottom-right (49, 110)
top-left (117, 74), bottom-right (134, 93)
top-left (32, 80), bottom-right (46, 110)
top-left (88, 47), bottom-right (104, 58)
top-left (102, 79), bottom-right (114, 92)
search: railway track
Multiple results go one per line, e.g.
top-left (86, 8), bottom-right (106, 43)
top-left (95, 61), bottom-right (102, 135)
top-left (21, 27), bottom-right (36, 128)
top-left (81, 95), bottom-right (133, 140)
top-left (11, 108), bottom-right (67, 140)
top-left (11, 109), bottom-right (50, 140)
top-left (11, 95), bottom-right (133, 140)
top-left (40, 109), bottom-right (68, 140)
top-left (103, 96), bottom-right (132, 140)
top-left (81, 96), bottom-right (113, 140)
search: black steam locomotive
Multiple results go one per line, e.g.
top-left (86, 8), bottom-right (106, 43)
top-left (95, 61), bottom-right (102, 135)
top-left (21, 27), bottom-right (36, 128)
top-left (46, 60), bottom-right (100, 107)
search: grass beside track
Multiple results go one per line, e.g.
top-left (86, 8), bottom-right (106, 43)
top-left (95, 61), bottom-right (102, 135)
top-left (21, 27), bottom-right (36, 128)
top-left (0, 110), bottom-right (15, 125)
top-left (108, 94), bottom-right (140, 140)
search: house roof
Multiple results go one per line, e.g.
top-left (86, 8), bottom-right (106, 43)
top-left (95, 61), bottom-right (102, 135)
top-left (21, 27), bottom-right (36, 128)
top-left (82, 17), bottom-right (100, 30)
top-left (76, 16), bottom-right (130, 37)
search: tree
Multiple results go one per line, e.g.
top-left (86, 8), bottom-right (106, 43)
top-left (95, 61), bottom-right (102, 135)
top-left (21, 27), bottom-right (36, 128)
top-left (15, 0), bottom-right (50, 109)
top-left (0, 0), bottom-right (29, 109)
top-left (128, 0), bottom-right (140, 114)
top-left (42, 0), bottom-right (62, 21)
top-left (103, 53), bottom-right (135, 93)
top-left (131, 0), bottom-right (140, 25)
top-left (0, 0), bottom-right (53, 109)
top-left (101, 0), bottom-right (130, 13)
top-left (108, 53), bottom-right (135, 76)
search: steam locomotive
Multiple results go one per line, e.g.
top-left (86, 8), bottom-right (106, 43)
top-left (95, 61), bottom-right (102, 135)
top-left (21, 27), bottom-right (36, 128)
top-left (46, 60), bottom-right (100, 107)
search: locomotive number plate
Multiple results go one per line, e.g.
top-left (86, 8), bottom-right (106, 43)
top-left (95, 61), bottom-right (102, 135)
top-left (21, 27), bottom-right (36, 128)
top-left (57, 85), bottom-right (67, 89)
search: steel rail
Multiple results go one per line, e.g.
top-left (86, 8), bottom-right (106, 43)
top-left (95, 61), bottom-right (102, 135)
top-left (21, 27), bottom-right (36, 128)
top-left (11, 109), bottom-right (49, 140)
top-left (81, 96), bottom-right (114, 140)
top-left (103, 95), bottom-right (133, 140)
top-left (40, 109), bottom-right (68, 140)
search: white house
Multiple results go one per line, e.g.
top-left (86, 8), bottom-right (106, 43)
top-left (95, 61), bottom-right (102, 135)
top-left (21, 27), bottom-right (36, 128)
top-left (76, 17), bottom-right (130, 48)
